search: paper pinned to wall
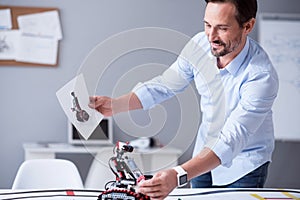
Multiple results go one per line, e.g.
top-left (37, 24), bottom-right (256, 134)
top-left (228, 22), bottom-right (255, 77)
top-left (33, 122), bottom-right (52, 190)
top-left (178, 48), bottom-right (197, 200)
top-left (0, 30), bottom-right (20, 60)
top-left (17, 10), bottom-right (63, 40)
top-left (0, 9), bottom-right (12, 29)
top-left (15, 35), bottom-right (58, 65)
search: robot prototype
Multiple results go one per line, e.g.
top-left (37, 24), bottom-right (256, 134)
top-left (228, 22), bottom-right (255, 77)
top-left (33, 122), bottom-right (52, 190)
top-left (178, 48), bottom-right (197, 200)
top-left (98, 142), bottom-right (151, 200)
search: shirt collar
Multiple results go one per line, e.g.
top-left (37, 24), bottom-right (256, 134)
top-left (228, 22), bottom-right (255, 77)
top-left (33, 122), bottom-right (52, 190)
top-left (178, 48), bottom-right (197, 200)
top-left (221, 37), bottom-right (250, 76)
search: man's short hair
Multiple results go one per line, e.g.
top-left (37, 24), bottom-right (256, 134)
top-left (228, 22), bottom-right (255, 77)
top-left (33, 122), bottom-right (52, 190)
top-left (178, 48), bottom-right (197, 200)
top-left (205, 0), bottom-right (257, 27)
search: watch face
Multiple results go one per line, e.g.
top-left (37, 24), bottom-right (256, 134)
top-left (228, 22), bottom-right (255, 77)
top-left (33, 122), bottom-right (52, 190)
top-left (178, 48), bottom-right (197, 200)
top-left (179, 174), bottom-right (188, 186)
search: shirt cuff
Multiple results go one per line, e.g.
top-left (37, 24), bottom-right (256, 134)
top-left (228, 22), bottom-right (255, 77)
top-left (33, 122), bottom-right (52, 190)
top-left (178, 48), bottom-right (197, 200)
top-left (132, 82), bottom-right (155, 110)
top-left (205, 136), bottom-right (233, 168)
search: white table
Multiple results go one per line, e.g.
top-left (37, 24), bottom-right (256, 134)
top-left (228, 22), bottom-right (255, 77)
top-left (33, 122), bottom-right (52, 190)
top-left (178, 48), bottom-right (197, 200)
top-left (23, 142), bottom-right (182, 186)
top-left (23, 143), bottom-right (181, 159)
top-left (1, 188), bottom-right (299, 200)
top-left (23, 143), bottom-right (114, 160)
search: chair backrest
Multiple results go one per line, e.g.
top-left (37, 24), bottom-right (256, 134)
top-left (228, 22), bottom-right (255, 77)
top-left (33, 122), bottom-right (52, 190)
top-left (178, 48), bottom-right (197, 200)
top-left (84, 147), bottom-right (115, 189)
top-left (12, 159), bottom-right (84, 190)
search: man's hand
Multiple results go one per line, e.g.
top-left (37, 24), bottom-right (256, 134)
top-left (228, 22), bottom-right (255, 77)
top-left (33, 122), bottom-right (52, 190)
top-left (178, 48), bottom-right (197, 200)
top-left (89, 93), bottom-right (143, 116)
top-left (137, 169), bottom-right (178, 200)
top-left (89, 96), bottom-right (114, 116)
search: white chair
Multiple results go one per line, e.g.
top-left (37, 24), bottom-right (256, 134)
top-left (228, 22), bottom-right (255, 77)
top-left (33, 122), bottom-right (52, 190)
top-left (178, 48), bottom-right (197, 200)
top-left (12, 159), bottom-right (84, 189)
top-left (84, 147), bottom-right (116, 189)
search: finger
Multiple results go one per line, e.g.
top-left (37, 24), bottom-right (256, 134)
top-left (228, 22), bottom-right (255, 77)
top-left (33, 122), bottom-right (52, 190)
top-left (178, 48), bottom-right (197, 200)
top-left (137, 183), bottom-right (165, 198)
top-left (140, 189), bottom-right (165, 200)
top-left (147, 192), bottom-right (164, 200)
top-left (89, 96), bottom-right (104, 108)
top-left (88, 96), bottom-right (98, 107)
top-left (138, 176), bottom-right (161, 187)
top-left (89, 96), bottom-right (96, 102)
top-left (137, 188), bottom-right (160, 199)
top-left (138, 181), bottom-right (159, 190)
top-left (137, 177), bottom-right (161, 194)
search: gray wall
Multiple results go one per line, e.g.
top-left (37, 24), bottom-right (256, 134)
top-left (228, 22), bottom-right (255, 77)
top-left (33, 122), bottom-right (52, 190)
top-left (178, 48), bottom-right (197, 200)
top-left (0, 0), bottom-right (299, 189)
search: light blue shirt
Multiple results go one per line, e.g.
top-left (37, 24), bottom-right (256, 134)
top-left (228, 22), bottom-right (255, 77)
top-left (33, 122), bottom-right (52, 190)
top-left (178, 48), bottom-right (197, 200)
top-left (133, 32), bottom-right (279, 185)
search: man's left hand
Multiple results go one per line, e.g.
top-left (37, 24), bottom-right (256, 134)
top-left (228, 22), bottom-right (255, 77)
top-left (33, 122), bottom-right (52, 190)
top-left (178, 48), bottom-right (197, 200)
top-left (137, 169), bottom-right (178, 200)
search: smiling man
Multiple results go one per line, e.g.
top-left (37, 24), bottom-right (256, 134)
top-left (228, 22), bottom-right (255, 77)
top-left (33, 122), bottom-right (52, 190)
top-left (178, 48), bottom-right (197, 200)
top-left (89, 0), bottom-right (279, 199)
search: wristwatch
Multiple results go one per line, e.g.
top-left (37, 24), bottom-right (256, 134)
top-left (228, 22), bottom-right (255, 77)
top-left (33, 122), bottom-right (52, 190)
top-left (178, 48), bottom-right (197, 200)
top-left (173, 166), bottom-right (188, 187)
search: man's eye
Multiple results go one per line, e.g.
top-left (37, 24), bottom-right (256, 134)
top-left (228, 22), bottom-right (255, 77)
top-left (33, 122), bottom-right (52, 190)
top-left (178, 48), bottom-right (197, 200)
top-left (219, 27), bottom-right (228, 31)
top-left (205, 24), bottom-right (211, 28)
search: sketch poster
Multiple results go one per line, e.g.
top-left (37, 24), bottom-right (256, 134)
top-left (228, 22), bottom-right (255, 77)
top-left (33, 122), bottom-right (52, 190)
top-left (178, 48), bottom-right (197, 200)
top-left (56, 74), bottom-right (103, 140)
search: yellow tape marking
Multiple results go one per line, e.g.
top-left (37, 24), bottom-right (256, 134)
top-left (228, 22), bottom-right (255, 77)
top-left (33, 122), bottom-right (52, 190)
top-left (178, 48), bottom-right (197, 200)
top-left (251, 194), bottom-right (265, 200)
top-left (282, 192), bottom-right (300, 200)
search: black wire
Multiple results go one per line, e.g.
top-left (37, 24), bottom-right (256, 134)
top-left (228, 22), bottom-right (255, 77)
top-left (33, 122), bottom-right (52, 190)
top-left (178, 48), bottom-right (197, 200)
top-left (112, 145), bottom-right (116, 155)
top-left (108, 157), bottom-right (118, 177)
top-left (104, 181), bottom-right (116, 190)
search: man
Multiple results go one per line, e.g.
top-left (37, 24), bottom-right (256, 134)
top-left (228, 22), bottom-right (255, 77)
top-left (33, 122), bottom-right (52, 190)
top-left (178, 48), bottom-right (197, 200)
top-left (89, 0), bottom-right (279, 199)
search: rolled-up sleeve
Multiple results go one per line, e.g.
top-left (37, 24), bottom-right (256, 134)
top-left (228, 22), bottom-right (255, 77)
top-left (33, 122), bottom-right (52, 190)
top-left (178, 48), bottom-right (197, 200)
top-left (132, 57), bottom-right (194, 110)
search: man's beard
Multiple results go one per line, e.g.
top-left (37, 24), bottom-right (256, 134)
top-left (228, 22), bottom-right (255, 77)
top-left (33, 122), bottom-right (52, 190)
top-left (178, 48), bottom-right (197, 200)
top-left (210, 40), bottom-right (230, 57)
top-left (210, 37), bottom-right (241, 58)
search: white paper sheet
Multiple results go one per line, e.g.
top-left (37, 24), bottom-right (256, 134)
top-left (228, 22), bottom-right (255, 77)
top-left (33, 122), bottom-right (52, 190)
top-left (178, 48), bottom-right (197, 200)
top-left (0, 30), bottom-right (21, 60)
top-left (17, 10), bottom-right (63, 40)
top-left (15, 35), bottom-right (58, 65)
top-left (56, 74), bottom-right (104, 140)
top-left (0, 9), bottom-right (12, 29)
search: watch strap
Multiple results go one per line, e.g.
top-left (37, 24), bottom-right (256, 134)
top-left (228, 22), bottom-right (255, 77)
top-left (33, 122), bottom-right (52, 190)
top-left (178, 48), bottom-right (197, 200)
top-left (173, 166), bottom-right (187, 175)
top-left (173, 166), bottom-right (188, 187)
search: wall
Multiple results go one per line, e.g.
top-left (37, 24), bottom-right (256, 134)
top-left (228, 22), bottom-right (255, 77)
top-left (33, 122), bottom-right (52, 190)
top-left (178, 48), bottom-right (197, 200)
top-left (0, 0), bottom-right (299, 189)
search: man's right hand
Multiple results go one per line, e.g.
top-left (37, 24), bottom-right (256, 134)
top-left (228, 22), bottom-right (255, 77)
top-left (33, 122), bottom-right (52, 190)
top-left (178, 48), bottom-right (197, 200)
top-left (89, 96), bottom-right (114, 117)
top-left (89, 92), bottom-right (143, 117)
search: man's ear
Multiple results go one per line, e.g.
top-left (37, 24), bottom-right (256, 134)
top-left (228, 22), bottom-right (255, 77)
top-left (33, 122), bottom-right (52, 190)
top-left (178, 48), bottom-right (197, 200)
top-left (244, 18), bottom-right (256, 34)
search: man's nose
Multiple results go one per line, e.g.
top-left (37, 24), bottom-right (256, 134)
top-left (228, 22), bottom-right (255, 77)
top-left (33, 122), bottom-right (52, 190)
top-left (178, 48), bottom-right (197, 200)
top-left (207, 27), bottom-right (218, 42)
